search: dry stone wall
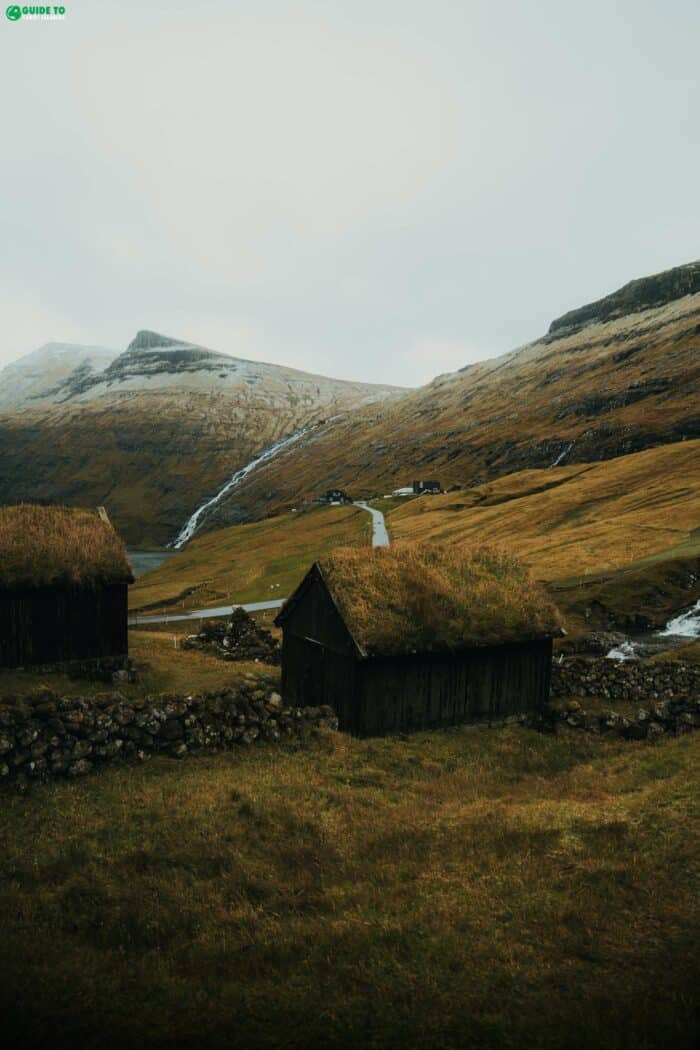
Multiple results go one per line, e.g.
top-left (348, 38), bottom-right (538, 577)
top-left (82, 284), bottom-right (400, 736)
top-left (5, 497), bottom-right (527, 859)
top-left (547, 655), bottom-right (700, 740)
top-left (551, 656), bottom-right (700, 704)
top-left (0, 675), bottom-right (337, 791)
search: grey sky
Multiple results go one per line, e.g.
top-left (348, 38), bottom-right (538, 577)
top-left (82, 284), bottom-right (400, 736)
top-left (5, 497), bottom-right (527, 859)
top-left (1, 0), bottom-right (698, 386)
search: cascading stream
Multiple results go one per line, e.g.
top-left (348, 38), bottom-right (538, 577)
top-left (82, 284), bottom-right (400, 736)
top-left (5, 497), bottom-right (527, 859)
top-left (171, 426), bottom-right (309, 548)
top-left (659, 598), bottom-right (700, 639)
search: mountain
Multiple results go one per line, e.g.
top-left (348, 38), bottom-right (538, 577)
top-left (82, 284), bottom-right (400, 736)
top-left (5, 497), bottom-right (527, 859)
top-left (0, 342), bottom-right (118, 410)
top-left (2, 261), bottom-right (697, 547)
top-left (197, 261), bottom-right (700, 530)
top-left (0, 331), bottom-right (404, 546)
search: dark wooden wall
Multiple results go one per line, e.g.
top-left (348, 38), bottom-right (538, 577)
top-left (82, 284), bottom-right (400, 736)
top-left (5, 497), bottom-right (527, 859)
top-left (279, 572), bottom-right (359, 729)
top-left (281, 634), bottom-right (357, 730)
top-left (354, 640), bottom-right (552, 736)
top-left (0, 583), bottom-right (129, 668)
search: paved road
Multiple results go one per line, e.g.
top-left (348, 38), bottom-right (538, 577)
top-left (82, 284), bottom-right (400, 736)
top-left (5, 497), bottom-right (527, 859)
top-left (129, 598), bottom-right (285, 627)
top-left (129, 503), bottom-right (390, 626)
top-left (354, 501), bottom-right (390, 547)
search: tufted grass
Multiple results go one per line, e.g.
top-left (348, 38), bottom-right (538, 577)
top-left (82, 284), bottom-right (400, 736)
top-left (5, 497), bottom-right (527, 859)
top-left (0, 728), bottom-right (698, 1049)
top-left (318, 543), bottom-right (562, 655)
top-left (0, 503), bottom-right (132, 589)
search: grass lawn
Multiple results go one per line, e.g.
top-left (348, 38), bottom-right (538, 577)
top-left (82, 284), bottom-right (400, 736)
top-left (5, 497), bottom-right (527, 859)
top-left (129, 504), bottom-right (368, 614)
top-left (0, 728), bottom-right (698, 1049)
top-left (0, 630), bottom-right (276, 701)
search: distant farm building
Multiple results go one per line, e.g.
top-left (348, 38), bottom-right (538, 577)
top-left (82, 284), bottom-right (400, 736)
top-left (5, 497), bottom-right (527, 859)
top-left (275, 544), bottom-right (562, 736)
top-left (413, 480), bottom-right (441, 494)
top-left (0, 504), bottom-right (133, 668)
top-left (317, 489), bottom-right (353, 505)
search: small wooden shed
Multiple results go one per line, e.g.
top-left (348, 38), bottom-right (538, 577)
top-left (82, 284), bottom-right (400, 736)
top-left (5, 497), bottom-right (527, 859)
top-left (0, 504), bottom-right (133, 668)
top-left (275, 543), bottom-right (562, 736)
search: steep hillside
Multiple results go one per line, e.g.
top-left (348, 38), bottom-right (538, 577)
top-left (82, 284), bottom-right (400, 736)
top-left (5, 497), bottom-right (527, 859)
top-left (205, 262), bottom-right (699, 528)
top-left (388, 440), bottom-right (700, 634)
top-left (387, 441), bottom-right (700, 580)
top-left (0, 342), bottom-right (118, 410)
top-left (0, 331), bottom-right (403, 546)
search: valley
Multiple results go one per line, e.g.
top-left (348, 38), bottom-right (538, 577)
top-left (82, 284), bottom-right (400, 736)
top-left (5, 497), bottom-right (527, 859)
top-left (1, 263), bottom-right (699, 1050)
top-left (195, 264), bottom-right (700, 530)
top-left (129, 440), bottom-right (700, 646)
top-left (1, 264), bottom-right (698, 552)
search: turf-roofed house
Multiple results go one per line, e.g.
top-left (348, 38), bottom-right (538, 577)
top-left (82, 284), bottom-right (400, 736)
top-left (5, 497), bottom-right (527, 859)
top-left (0, 504), bottom-right (133, 668)
top-left (275, 544), bottom-right (563, 736)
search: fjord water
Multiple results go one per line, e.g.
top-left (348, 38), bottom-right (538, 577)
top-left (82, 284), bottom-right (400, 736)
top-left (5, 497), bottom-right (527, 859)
top-left (127, 550), bottom-right (176, 578)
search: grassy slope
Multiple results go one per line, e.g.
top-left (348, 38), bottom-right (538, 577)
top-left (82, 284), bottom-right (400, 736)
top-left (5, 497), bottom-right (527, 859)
top-left (385, 442), bottom-right (700, 634)
top-left (130, 443), bottom-right (699, 633)
top-left (203, 291), bottom-right (700, 525)
top-left (387, 441), bottom-right (700, 579)
top-left (0, 729), bottom-right (697, 1050)
top-left (129, 504), bottom-right (368, 613)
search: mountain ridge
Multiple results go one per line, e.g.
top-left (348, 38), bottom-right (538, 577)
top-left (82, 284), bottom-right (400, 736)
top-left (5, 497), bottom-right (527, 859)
top-left (0, 330), bottom-right (404, 545)
top-left (0, 260), bottom-right (698, 545)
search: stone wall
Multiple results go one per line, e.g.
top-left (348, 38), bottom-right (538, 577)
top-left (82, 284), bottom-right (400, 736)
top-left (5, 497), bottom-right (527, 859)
top-left (18, 655), bottom-right (139, 684)
top-left (551, 656), bottom-right (700, 704)
top-left (0, 675), bottom-right (337, 791)
top-left (544, 696), bottom-right (700, 740)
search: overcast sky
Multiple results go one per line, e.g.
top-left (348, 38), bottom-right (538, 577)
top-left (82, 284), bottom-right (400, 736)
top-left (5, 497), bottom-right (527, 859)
top-left (1, 0), bottom-right (698, 386)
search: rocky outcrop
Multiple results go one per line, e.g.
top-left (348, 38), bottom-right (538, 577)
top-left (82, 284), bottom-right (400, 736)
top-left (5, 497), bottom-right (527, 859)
top-left (0, 676), bottom-right (337, 791)
top-left (549, 260), bottom-right (700, 335)
top-left (182, 608), bottom-right (281, 664)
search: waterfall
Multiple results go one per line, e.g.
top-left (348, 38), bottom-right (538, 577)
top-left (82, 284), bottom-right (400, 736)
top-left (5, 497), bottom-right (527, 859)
top-left (171, 427), bottom-right (309, 549)
top-left (551, 442), bottom-right (574, 468)
top-left (659, 598), bottom-right (700, 639)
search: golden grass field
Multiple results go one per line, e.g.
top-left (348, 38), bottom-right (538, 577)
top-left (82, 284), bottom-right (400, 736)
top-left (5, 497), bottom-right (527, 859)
top-left (387, 441), bottom-right (700, 581)
top-left (1, 446), bottom-right (698, 1047)
top-left (1, 724), bottom-right (698, 1049)
top-left (130, 503), bottom-right (369, 614)
top-left (127, 443), bottom-right (699, 641)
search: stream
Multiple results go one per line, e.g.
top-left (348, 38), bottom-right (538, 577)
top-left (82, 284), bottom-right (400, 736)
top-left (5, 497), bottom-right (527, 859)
top-left (606, 598), bottom-right (700, 661)
top-left (171, 427), bottom-right (310, 549)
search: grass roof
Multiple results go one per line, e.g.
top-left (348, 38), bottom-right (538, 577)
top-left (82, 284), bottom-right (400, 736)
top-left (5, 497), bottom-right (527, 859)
top-left (0, 504), bottom-right (133, 590)
top-left (317, 542), bottom-right (562, 656)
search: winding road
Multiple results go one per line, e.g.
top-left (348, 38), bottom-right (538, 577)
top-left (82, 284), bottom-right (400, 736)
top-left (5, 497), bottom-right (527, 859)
top-left (129, 598), bottom-right (284, 627)
top-left (129, 503), bottom-right (390, 627)
top-left (354, 500), bottom-right (390, 547)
